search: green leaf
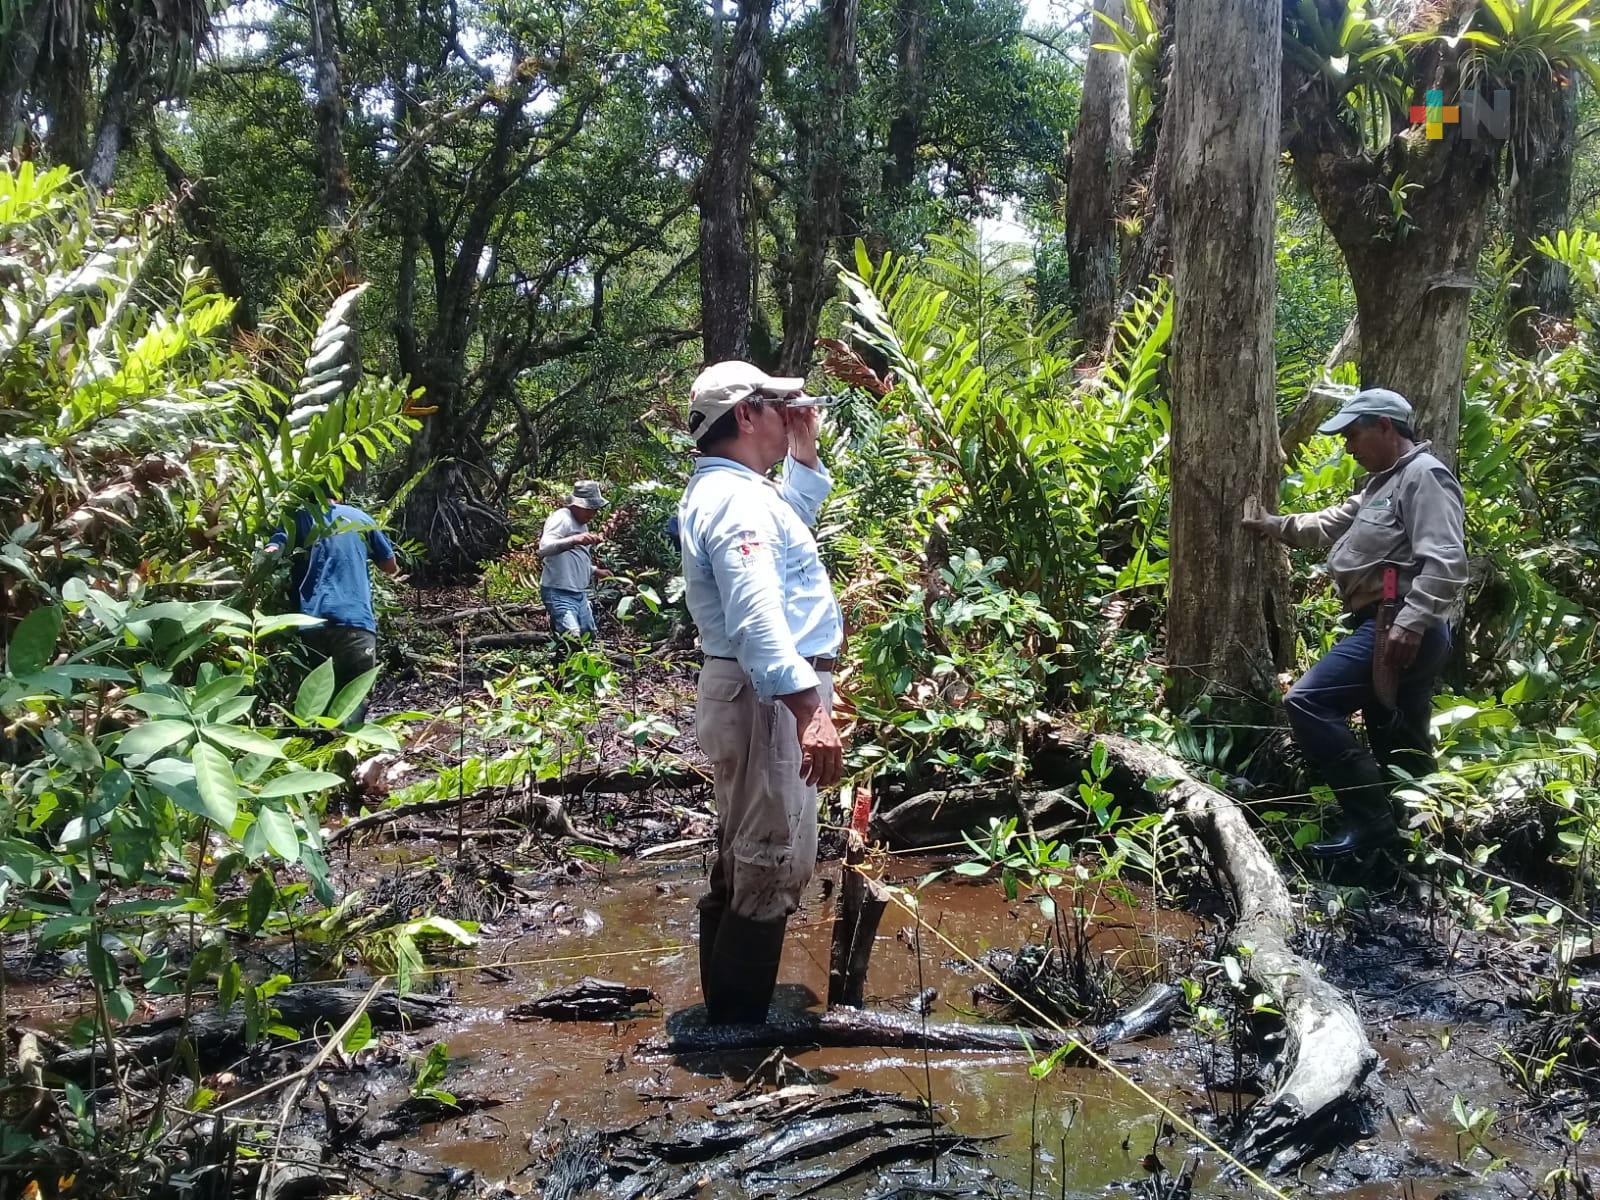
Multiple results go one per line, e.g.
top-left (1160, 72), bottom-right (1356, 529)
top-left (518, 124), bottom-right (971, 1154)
top-left (119, 720), bottom-right (193, 764)
top-left (201, 725), bottom-right (285, 759)
top-left (296, 657), bottom-right (336, 721)
top-left (190, 743), bottom-right (239, 829)
top-left (257, 806), bottom-right (301, 862)
top-left (126, 692), bottom-right (190, 718)
top-left (257, 770), bottom-right (345, 798)
top-left (326, 668), bottom-right (379, 726)
top-left (246, 870), bottom-right (276, 933)
top-left (8, 605), bottom-right (62, 676)
top-left (953, 861), bottom-right (990, 877)
top-left (342, 1011), bottom-right (374, 1054)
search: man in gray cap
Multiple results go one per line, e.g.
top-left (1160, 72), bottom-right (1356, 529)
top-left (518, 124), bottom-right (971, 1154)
top-left (677, 360), bottom-right (845, 1025)
top-left (537, 480), bottom-right (609, 640)
top-left (1243, 388), bottom-right (1467, 858)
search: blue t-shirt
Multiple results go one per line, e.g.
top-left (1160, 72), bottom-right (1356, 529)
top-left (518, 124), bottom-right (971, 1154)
top-left (269, 503), bottom-right (395, 632)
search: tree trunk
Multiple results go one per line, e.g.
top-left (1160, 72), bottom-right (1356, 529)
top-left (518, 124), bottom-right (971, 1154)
top-left (1163, 0), bottom-right (1286, 711)
top-left (1066, 0), bottom-right (1132, 352)
top-left (0, 0), bottom-right (50, 151)
top-left (1340, 204), bottom-right (1488, 467)
top-left (777, 0), bottom-right (860, 375)
top-left (699, 0), bottom-right (774, 363)
top-left (42, 42), bottom-right (91, 172)
top-left (1279, 314), bottom-right (1359, 460)
top-left (308, 0), bottom-right (356, 272)
top-left (148, 123), bottom-right (259, 331)
top-left (85, 37), bottom-right (140, 192)
top-left (1508, 75), bottom-right (1579, 356)
top-left (882, 0), bottom-right (925, 195)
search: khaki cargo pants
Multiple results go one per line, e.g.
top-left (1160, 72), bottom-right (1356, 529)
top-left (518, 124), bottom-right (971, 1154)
top-left (695, 658), bottom-right (834, 923)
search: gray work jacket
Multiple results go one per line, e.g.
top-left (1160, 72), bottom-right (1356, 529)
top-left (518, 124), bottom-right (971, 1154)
top-left (1266, 441), bottom-right (1467, 633)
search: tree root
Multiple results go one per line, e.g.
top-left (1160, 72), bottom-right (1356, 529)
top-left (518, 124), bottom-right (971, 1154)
top-left (642, 981), bottom-right (1181, 1056)
top-left (1097, 734), bottom-right (1377, 1174)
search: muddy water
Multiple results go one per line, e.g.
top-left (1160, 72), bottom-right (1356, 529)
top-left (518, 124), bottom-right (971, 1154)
top-left (374, 855), bottom-right (1565, 1199)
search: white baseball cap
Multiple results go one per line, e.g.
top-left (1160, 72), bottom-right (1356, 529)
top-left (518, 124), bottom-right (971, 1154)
top-left (687, 360), bottom-right (805, 442)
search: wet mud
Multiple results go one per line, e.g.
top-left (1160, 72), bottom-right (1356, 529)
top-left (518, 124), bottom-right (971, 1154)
top-left (313, 851), bottom-right (1574, 1199)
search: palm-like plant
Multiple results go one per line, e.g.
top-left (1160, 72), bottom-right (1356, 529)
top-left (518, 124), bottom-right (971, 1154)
top-left (0, 162), bottom-right (419, 617)
top-left (1092, 0), bottom-right (1162, 117)
top-left (1283, 0), bottom-right (1410, 150)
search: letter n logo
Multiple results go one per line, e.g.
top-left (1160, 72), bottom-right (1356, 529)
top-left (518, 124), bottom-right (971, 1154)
top-left (1462, 89), bottom-right (1511, 140)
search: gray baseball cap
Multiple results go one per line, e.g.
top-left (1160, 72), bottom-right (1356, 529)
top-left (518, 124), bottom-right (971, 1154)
top-left (1318, 387), bottom-right (1414, 434)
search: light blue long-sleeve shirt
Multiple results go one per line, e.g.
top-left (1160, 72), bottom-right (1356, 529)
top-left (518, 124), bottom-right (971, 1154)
top-left (678, 454), bottom-right (843, 702)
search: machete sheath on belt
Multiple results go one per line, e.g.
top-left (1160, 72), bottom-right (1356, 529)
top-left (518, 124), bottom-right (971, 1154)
top-left (1371, 564), bottom-right (1401, 710)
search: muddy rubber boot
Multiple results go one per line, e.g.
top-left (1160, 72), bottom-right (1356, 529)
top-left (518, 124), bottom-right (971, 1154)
top-left (1307, 750), bottom-right (1397, 858)
top-left (697, 903), bottom-right (723, 1010)
top-left (705, 912), bottom-right (787, 1025)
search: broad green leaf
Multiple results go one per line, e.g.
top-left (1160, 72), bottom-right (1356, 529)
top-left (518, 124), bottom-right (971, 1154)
top-left (190, 743), bottom-right (239, 829)
top-left (327, 668), bottom-right (379, 726)
top-left (119, 720), bottom-right (192, 764)
top-left (296, 657), bottom-right (336, 721)
top-left (191, 675), bottom-right (248, 716)
top-left (8, 605), bottom-right (62, 676)
top-left (246, 871), bottom-right (276, 933)
top-left (257, 806), bottom-right (300, 862)
top-left (126, 692), bottom-right (190, 718)
top-left (342, 1011), bottom-right (374, 1053)
top-left (257, 771), bottom-right (345, 798)
top-left (201, 725), bottom-right (285, 759)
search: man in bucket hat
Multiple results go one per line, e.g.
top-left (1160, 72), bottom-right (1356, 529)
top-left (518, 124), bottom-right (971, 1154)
top-left (1243, 387), bottom-right (1467, 861)
top-left (677, 360), bottom-right (845, 1025)
top-left (537, 479), bottom-right (609, 640)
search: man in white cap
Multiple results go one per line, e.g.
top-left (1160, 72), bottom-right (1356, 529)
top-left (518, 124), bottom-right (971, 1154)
top-left (537, 480), bottom-right (609, 640)
top-left (1243, 388), bottom-right (1467, 859)
top-left (677, 360), bottom-right (845, 1025)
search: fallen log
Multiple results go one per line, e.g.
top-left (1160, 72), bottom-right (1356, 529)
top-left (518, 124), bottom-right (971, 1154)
top-left (509, 977), bottom-right (656, 1021)
top-left (410, 602), bottom-right (539, 629)
top-left (328, 791), bottom-right (630, 847)
top-left (46, 986), bottom-right (450, 1082)
top-left (1098, 733), bottom-right (1377, 1174)
top-left (871, 786), bottom-right (1083, 851)
top-left (643, 980), bottom-right (1180, 1056)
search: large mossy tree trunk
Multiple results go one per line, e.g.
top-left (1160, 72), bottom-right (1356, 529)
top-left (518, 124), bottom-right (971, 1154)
top-left (0, 0), bottom-right (50, 151)
top-left (85, 35), bottom-right (141, 192)
top-left (1507, 74), bottom-right (1579, 356)
top-left (778, 0), bottom-right (861, 376)
top-left (699, 0), bottom-right (774, 364)
top-left (1164, 0), bottom-right (1288, 712)
top-left (308, 0), bottom-right (357, 275)
top-left (1284, 2), bottom-right (1498, 469)
top-left (883, 0), bottom-right (926, 197)
top-left (1065, 0), bottom-right (1133, 353)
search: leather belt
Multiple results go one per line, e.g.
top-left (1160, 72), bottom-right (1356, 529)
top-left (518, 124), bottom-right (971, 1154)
top-left (706, 654), bottom-right (837, 672)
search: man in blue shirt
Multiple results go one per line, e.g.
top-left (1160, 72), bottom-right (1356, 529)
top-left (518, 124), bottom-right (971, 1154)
top-left (678, 360), bottom-right (845, 1025)
top-left (268, 500), bottom-right (400, 709)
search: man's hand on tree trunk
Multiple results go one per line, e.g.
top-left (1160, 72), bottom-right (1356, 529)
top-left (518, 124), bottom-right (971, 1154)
top-left (1240, 496), bottom-right (1273, 534)
top-left (780, 687), bottom-right (843, 787)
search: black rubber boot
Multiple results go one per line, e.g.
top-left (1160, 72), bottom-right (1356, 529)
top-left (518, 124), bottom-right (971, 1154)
top-left (1307, 750), bottom-right (1398, 858)
top-left (697, 903), bottom-right (723, 1009)
top-left (705, 912), bottom-right (787, 1025)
